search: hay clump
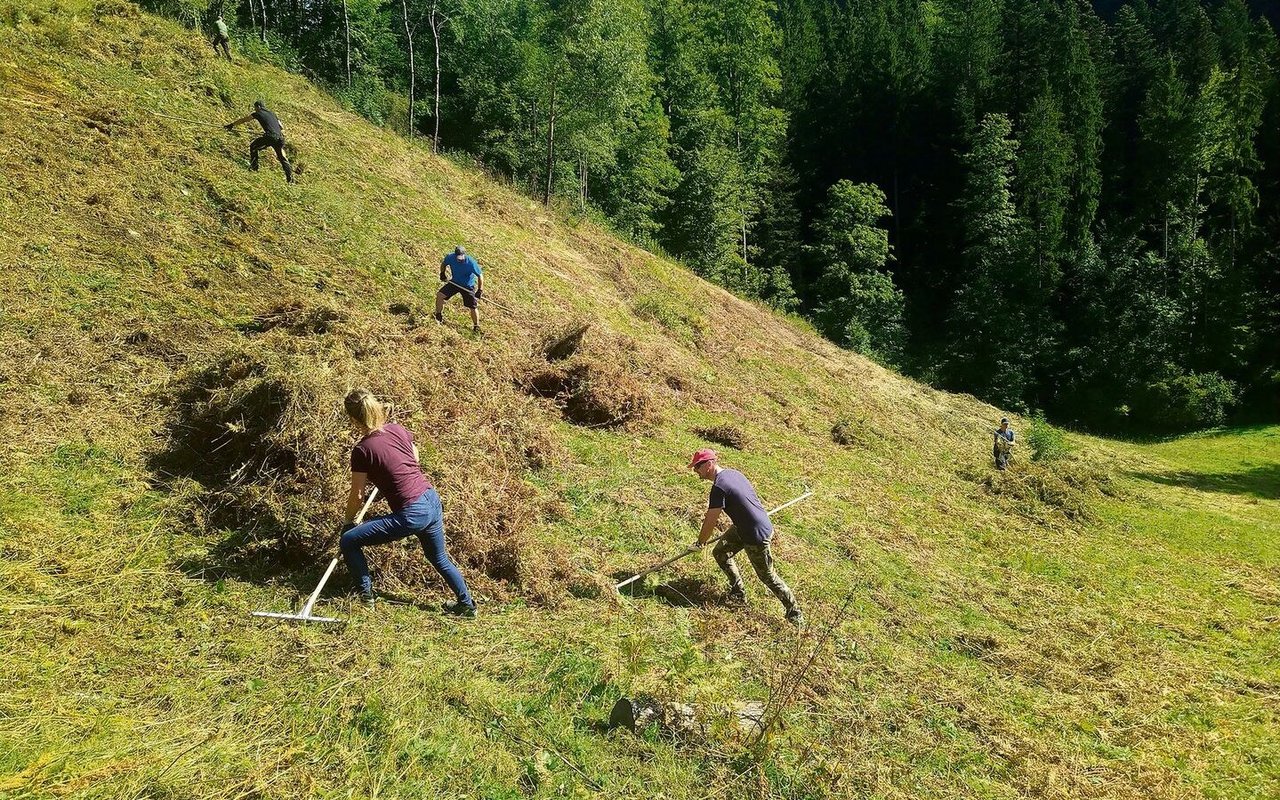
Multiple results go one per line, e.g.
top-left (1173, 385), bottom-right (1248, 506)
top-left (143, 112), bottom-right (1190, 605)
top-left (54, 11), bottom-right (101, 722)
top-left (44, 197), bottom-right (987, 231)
top-left (523, 323), bottom-right (664, 429)
top-left (149, 351), bottom-right (345, 555)
top-left (525, 359), bottom-right (660, 429)
top-left (238, 298), bottom-right (348, 337)
top-left (832, 416), bottom-right (880, 447)
top-left (543, 321), bottom-right (590, 361)
top-left (695, 424), bottom-right (747, 450)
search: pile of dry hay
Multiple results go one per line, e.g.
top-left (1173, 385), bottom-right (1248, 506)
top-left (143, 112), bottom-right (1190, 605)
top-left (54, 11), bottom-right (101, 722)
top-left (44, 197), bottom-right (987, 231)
top-left (966, 459), bottom-right (1118, 523)
top-left (521, 321), bottom-right (667, 430)
top-left (151, 301), bottom-right (578, 603)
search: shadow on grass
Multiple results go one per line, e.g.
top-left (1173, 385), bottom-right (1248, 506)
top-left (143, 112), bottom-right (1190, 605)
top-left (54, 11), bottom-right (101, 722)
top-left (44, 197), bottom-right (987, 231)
top-left (1127, 462), bottom-right (1280, 500)
top-left (611, 571), bottom-right (729, 608)
top-left (173, 524), bottom-right (345, 596)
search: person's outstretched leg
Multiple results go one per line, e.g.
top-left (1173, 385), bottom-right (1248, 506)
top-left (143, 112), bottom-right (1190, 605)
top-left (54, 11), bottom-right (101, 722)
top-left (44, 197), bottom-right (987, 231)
top-left (434, 291), bottom-right (446, 323)
top-left (712, 530), bottom-right (747, 601)
top-left (271, 140), bottom-right (293, 182)
top-left (744, 544), bottom-right (798, 612)
top-left (414, 490), bottom-right (475, 611)
top-left (339, 511), bottom-right (416, 598)
top-left (469, 305), bottom-right (480, 332)
top-left (249, 136), bottom-right (268, 171)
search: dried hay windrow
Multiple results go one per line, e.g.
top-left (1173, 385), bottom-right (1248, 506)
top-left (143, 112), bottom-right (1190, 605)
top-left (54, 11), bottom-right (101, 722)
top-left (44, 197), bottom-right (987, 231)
top-left (969, 459), bottom-right (1118, 523)
top-left (153, 337), bottom-right (576, 604)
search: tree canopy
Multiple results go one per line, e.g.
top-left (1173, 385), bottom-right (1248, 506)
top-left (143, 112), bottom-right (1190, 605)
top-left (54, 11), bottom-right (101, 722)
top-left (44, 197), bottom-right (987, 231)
top-left (163, 0), bottom-right (1280, 431)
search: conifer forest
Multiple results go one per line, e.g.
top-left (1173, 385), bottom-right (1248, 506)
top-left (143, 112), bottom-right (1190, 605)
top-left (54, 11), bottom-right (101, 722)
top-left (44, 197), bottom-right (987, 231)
top-left (166, 0), bottom-right (1280, 430)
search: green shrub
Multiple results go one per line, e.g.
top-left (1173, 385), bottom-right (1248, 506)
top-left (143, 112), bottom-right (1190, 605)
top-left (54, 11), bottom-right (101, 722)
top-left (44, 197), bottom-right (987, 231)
top-left (137, 0), bottom-right (210, 28)
top-left (1027, 411), bottom-right (1069, 462)
top-left (335, 74), bottom-right (393, 127)
top-left (1134, 369), bottom-right (1237, 431)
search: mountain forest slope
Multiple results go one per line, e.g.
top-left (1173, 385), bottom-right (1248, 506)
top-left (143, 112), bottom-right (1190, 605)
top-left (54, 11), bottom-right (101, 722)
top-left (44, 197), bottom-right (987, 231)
top-left (0, 2), bottom-right (1277, 798)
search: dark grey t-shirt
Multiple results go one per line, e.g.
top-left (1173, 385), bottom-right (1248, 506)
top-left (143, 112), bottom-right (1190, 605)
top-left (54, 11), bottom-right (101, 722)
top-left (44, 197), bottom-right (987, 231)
top-left (709, 468), bottom-right (773, 544)
top-left (252, 108), bottom-right (284, 139)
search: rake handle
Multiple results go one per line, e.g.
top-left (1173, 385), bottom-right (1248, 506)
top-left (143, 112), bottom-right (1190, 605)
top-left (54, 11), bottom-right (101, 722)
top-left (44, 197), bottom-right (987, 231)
top-left (298, 487), bottom-right (380, 618)
top-left (443, 280), bottom-right (513, 313)
top-left (614, 489), bottom-right (814, 590)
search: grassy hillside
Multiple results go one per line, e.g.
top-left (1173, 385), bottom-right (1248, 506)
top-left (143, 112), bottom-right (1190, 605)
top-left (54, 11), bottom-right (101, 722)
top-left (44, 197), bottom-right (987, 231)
top-left (1, 2), bottom-right (1277, 797)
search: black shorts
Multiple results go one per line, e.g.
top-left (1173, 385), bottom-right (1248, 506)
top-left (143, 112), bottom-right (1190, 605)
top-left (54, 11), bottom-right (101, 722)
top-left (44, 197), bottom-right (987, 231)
top-left (439, 282), bottom-right (478, 309)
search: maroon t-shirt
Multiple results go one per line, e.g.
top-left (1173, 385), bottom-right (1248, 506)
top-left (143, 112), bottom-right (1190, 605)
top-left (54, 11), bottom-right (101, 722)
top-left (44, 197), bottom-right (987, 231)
top-left (350, 423), bottom-right (432, 512)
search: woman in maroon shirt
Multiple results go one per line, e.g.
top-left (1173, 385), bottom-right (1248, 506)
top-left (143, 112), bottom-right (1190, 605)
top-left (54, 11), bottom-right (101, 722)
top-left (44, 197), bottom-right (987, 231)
top-left (339, 388), bottom-right (475, 616)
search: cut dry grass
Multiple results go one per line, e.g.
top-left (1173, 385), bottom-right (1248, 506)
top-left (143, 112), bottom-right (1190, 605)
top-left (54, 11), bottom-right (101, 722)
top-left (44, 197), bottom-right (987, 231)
top-left (0, 2), bottom-right (1277, 798)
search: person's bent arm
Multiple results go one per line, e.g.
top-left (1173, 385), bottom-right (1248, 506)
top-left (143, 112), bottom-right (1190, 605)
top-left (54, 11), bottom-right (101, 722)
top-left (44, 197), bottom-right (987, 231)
top-left (695, 507), bottom-right (723, 547)
top-left (225, 114), bottom-right (254, 129)
top-left (345, 472), bottom-right (369, 523)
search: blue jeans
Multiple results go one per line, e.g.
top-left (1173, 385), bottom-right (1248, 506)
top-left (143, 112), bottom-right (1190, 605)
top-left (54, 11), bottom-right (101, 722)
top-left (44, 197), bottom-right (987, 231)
top-left (339, 489), bottom-right (473, 607)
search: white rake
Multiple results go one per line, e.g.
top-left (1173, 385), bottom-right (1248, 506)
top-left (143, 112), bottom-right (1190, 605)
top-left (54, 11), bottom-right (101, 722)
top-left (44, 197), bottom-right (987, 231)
top-left (251, 487), bottom-right (380, 625)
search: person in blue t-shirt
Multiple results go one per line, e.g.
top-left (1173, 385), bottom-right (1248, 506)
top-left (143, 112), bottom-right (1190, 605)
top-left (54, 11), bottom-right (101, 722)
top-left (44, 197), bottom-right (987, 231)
top-left (993, 417), bottom-right (1015, 470)
top-left (689, 448), bottom-right (802, 625)
top-left (434, 246), bottom-right (484, 333)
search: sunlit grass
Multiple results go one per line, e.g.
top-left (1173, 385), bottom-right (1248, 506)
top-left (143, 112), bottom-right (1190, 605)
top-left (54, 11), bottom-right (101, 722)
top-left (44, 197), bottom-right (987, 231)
top-left (0, 1), bottom-right (1277, 796)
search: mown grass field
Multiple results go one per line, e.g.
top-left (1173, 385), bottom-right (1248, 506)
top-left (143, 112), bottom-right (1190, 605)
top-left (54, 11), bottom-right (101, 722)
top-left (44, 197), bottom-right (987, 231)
top-left (1, 2), bottom-right (1277, 797)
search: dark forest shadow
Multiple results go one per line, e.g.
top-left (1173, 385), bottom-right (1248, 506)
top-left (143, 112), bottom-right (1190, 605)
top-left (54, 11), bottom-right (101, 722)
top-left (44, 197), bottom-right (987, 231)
top-left (1128, 463), bottom-right (1280, 500)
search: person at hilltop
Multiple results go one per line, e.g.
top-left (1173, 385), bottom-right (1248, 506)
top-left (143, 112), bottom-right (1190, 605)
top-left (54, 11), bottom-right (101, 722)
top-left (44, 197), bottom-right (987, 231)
top-left (689, 449), bottom-right (803, 626)
top-left (210, 14), bottom-right (232, 61)
top-left (993, 417), bottom-right (1015, 470)
top-left (338, 388), bottom-right (476, 617)
top-left (435, 246), bottom-right (484, 333)
top-left (225, 100), bottom-right (294, 183)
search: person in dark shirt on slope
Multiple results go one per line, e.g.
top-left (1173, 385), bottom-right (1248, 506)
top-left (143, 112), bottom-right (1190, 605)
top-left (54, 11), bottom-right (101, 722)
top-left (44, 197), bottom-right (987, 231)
top-left (689, 448), bottom-right (803, 626)
top-left (225, 100), bottom-right (294, 183)
top-left (993, 417), bottom-right (1015, 470)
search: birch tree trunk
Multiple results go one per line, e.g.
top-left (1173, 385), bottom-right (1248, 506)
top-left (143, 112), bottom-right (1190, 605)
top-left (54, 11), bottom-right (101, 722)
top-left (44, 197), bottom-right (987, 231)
top-left (429, 0), bottom-right (444, 153)
top-left (401, 0), bottom-right (416, 137)
top-left (248, 0), bottom-right (260, 40)
top-left (342, 0), bottom-right (352, 87)
top-left (543, 81), bottom-right (557, 204)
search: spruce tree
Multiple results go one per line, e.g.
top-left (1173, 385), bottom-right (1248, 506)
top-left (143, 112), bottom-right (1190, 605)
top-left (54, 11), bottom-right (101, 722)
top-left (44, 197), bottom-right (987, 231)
top-left (809, 181), bottom-right (906, 363)
top-left (948, 114), bottom-right (1033, 406)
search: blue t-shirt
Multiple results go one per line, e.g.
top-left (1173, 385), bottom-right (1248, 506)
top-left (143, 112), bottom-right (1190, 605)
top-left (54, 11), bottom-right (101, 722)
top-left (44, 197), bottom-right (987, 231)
top-left (710, 468), bottom-right (773, 545)
top-left (994, 428), bottom-right (1014, 442)
top-left (442, 254), bottom-right (481, 289)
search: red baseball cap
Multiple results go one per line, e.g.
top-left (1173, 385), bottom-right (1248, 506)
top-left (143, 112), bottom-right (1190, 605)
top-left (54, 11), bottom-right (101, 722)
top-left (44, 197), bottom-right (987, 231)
top-left (688, 448), bottom-right (717, 469)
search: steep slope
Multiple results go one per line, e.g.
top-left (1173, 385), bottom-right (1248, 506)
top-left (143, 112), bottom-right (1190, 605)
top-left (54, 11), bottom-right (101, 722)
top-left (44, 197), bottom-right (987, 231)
top-left (1, 2), bottom-right (1277, 798)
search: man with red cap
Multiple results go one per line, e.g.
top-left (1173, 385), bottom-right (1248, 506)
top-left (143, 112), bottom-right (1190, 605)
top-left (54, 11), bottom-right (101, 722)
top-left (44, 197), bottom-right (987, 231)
top-left (689, 449), bottom-right (802, 625)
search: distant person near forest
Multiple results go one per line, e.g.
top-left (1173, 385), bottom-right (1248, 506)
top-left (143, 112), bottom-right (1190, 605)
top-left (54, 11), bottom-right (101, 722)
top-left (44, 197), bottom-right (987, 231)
top-left (224, 100), bottom-right (294, 183)
top-left (435, 246), bottom-right (484, 333)
top-left (210, 14), bottom-right (232, 61)
top-left (993, 417), bottom-right (1015, 470)
top-left (689, 449), bottom-right (803, 626)
top-left (339, 389), bottom-right (476, 616)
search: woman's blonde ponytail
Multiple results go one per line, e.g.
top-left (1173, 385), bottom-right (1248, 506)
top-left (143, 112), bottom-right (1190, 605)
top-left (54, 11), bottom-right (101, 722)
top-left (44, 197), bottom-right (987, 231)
top-left (344, 388), bottom-right (388, 430)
